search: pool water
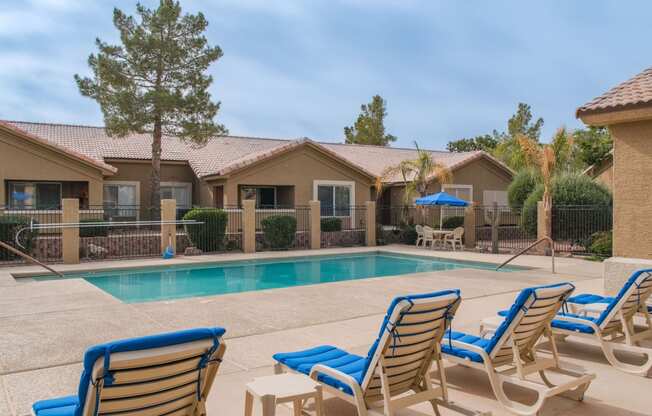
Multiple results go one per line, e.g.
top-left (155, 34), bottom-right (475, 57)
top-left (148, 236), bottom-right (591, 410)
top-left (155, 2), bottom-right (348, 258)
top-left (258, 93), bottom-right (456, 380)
top-left (36, 252), bottom-right (523, 303)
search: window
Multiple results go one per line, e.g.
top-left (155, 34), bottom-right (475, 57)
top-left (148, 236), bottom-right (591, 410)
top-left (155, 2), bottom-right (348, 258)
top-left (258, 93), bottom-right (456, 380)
top-left (103, 182), bottom-right (138, 217)
top-left (7, 181), bottom-right (62, 209)
top-left (240, 186), bottom-right (277, 209)
top-left (442, 184), bottom-right (472, 218)
top-left (483, 190), bottom-right (508, 207)
top-left (315, 182), bottom-right (353, 217)
top-left (161, 182), bottom-right (192, 209)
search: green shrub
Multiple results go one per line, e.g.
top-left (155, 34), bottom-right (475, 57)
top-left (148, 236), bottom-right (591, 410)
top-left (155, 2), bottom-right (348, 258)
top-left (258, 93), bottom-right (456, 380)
top-left (321, 217), bottom-right (342, 232)
top-left (507, 169), bottom-right (539, 209)
top-left (183, 208), bottom-right (228, 251)
top-left (79, 219), bottom-right (108, 237)
top-left (588, 231), bottom-right (612, 257)
top-left (401, 224), bottom-right (418, 245)
top-left (0, 215), bottom-right (39, 260)
top-left (261, 215), bottom-right (296, 249)
top-left (521, 173), bottom-right (612, 237)
top-left (441, 216), bottom-right (464, 229)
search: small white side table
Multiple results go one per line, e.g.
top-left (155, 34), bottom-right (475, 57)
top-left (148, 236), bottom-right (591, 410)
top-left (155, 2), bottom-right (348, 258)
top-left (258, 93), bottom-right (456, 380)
top-left (244, 373), bottom-right (323, 416)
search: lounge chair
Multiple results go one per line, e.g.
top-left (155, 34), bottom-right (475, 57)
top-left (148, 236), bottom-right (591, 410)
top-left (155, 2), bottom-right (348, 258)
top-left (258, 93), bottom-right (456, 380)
top-left (442, 283), bottom-right (594, 416)
top-left (548, 269), bottom-right (652, 375)
top-left (273, 290), bottom-right (462, 416)
top-left (32, 327), bottom-right (226, 416)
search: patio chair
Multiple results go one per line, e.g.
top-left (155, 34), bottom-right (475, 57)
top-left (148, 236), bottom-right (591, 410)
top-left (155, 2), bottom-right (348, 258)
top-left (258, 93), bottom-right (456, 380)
top-left (31, 327), bottom-right (226, 416)
top-left (442, 283), bottom-right (594, 416)
top-left (547, 269), bottom-right (652, 376)
top-left (273, 290), bottom-right (462, 416)
top-left (415, 224), bottom-right (425, 247)
top-left (423, 225), bottom-right (436, 249)
top-left (444, 227), bottom-right (464, 251)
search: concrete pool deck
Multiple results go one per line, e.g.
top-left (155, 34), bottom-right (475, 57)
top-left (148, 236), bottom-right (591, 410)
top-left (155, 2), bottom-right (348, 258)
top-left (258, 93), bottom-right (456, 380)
top-left (1, 245), bottom-right (650, 415)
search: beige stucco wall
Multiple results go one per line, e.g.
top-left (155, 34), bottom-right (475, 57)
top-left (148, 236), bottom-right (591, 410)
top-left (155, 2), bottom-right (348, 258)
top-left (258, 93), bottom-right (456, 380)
top-left (0, 129), bottom-right (105, 206)
top-left (106, 160), bottom-right (197, 207)
top-left (386, 156), bottom-right (512, 206)
top-left (610, 121), bottom-right (652, 259)
top-left (211, 146), bottom-right (372, 207)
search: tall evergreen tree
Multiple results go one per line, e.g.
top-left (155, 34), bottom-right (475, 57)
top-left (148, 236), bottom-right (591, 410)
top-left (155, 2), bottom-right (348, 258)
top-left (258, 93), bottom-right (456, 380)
top-left (75, 0), bottom-right (227, 216)
top-left (344, 95), bottom-right (397, 146)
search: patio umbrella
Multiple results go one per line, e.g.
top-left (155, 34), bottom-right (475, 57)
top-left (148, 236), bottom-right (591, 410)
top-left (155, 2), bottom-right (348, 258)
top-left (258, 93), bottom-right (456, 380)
top-left (415, 191), bottom-right (470, 229)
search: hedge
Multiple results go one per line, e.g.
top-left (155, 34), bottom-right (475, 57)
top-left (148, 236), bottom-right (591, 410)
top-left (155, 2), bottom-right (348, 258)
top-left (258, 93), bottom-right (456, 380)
top-left (79, 219), bottom-right (108, 237)
top-left (182, 208), bottom-right (228, 251)
top-left (261, 215), bottom-right (296, 249)
top-left (0, 215), bottom-right (39, 260)
top-left (588, 231), bottom-right (612, 258)
top-left (521, 173), bottom-right (612, 237)
top-left (321, 217), bottom-right (342, 232)
top-left (507, 169), bottom-right (539, 209)
top-left (441, 216), bottom-right (464, 229)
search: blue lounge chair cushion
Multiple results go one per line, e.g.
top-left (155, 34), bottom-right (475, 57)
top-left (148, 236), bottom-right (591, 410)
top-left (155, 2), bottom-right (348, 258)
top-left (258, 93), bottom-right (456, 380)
top-left (32, 327), bottom-right (226, 416)
top-left (596, 269), bottom-right (652, 325)
top-left (273, 289), bottom-right (462, 395)
top-left (273, 345), bottom-right (366, 394)
top-left (497, 310), bottom-right (597, 334)
top-left (32, 396), bottom-right (78, 416)
top-left (569, 292), bottom-right (652, 313)
top-left (569, 293), bottom-right (614, 305)
top-left (441, 331), bottom-right (490, 363)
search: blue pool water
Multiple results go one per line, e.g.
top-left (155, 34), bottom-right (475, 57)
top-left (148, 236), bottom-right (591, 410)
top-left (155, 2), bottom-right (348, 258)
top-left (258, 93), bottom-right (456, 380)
top-left (36, 252), bottom-right (523, 303)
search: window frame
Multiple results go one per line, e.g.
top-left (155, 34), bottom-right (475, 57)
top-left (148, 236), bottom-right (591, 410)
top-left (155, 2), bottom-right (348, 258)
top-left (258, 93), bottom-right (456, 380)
top-left (7, 181), bottom-right (62, 210)
top-left (313, 180), bottom-right (355, 220)
top-left (160, 181), bottom-right (193, 209)
top-left (441, 183), bottom-right (473, 218)
top-left (103, 181), bottom-right (140, 219)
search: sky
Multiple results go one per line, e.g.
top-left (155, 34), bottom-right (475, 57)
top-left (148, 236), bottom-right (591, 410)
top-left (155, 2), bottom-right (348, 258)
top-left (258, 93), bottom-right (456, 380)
top-left (1, 1), bottom-right (651, 150)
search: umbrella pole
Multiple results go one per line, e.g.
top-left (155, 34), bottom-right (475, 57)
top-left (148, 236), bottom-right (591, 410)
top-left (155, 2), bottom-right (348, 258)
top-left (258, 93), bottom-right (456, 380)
top-left (439, 207), bottom-right (443, 230)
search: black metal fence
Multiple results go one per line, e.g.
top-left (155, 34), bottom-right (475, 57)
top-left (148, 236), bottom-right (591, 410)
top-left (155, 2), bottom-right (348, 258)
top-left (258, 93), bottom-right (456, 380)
top-left (474, 205), bottom-right (535, 253)
top-left (177, 205), bottom-right (243, 255)
top-left (255, 206), bottom-right (311, 251)
top-left (552, 205), bottom-right (612, 253)
top-left (0, 207), bottom-right (63, 265)
top-left (321, 205), bottom-right (367, 247)
top-left (80, 205), bottom-right (162, 261)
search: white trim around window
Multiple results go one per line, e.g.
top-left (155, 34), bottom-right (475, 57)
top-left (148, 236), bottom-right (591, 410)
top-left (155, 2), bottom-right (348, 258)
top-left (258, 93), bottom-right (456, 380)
top-left (313, 180), bottom-right (356, 223)
top-left (441, 184), bottom-right (473, 201)
top-left (441, 184), bottom-right (472, 218)
top-left (103, 181), bottom-right (140, 206)
top-left (161, 181), bottom-right (193, 209)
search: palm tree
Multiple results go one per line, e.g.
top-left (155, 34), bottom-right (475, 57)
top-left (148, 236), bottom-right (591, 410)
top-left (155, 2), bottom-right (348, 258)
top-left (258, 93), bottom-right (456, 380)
top-left (381, 141), bottom-right (452, 224)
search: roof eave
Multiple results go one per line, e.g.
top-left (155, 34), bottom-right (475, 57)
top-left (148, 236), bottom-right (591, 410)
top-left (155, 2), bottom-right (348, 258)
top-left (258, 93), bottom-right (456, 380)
top-left (577, 104), bottom-right (652, 126)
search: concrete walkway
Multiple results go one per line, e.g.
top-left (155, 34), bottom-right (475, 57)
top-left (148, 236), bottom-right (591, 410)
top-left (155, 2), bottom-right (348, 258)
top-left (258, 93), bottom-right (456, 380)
top-left (1, 246), bottom-right (648, 415)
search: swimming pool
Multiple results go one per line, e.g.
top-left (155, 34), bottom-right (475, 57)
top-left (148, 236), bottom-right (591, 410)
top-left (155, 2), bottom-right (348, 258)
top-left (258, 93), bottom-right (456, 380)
top-left (35, 252), bottom-right (524, 303)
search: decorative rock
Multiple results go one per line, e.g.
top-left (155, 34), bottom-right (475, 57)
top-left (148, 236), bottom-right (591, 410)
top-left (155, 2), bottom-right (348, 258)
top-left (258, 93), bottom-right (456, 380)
top-left (184, 246), bottom-right (203, 256)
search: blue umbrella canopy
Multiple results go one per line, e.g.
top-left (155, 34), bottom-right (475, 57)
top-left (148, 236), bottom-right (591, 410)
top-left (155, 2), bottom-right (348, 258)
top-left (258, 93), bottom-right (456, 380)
top-left (415, 192), bottom-right (469, 207)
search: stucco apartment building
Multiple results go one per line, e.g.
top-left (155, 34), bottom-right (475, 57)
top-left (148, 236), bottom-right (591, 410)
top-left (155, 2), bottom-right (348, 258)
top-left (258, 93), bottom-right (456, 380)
top-left (0, 120), bottom-right (513, 218)
top-left (577, 66), bottom-right (652, 265)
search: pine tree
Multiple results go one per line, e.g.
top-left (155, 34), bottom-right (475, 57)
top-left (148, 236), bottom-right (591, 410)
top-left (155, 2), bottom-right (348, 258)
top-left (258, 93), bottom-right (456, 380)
top-left (344, 95), bottom-right (397, 146)
top-left (75, 0), bottom-right (227, 217)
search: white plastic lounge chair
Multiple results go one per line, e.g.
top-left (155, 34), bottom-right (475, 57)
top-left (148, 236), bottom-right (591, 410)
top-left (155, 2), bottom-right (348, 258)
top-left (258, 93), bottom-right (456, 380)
top-left (566, 268), bottom-right (652, 320)
top-left (442, 283), bottom-right (594, 416)
top-left (31, 327), bottom-right (226, 416)
top-left (415, 224), bottom-right (425, 247)
top-left (444, 227), bottom-right (464, 251)
top-left (547, 269), bottom-right (652, 376)
top-left (273, 290), bottom-right (462, 416)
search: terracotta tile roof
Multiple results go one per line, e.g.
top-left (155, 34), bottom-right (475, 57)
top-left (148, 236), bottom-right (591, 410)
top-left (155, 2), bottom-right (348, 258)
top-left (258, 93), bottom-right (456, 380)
top-left (1, 120), bottom-right (512, 181)
top-left (577, 67), bottom-right (652, 117)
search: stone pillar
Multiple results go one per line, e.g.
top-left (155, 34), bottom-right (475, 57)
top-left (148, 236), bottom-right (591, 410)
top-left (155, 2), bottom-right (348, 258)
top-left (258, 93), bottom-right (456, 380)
top-left (242, 199), bottom-right (256, 253)
top-left (365, 201), bottom-right (376, 247)
top-left (160, 199), bottom-right (177, 255)
top-left (309, 200), bottom-right (321, 250)
top-left (62, 198), bottom-right (79, 264)
top-left (464, 203), bottom-right (475, 249)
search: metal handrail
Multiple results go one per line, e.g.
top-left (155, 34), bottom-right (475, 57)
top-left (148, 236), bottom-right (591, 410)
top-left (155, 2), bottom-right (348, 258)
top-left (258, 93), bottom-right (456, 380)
top-left (495, 236), bottom-right (555, 273)
top-left (0, 240), bottom-right (64, 278)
